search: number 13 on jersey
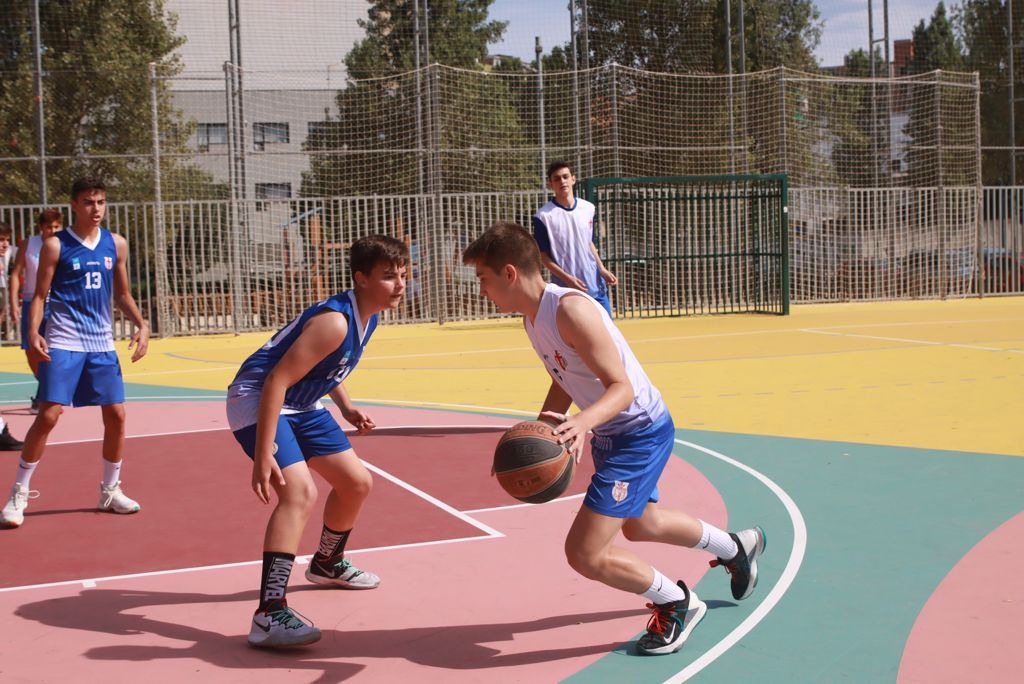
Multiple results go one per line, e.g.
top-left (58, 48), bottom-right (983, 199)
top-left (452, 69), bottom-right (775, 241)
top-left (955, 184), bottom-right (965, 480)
top-left (84, 272), bottom-right (103, 289)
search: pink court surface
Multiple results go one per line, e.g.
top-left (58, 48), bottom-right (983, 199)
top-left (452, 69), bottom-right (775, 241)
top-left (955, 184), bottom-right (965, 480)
top-left (0, 297), bottom-right (1021, 683)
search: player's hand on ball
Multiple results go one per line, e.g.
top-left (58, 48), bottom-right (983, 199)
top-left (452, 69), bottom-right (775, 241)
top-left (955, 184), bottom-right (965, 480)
top-left (539, 411), bottom-right (587, 464)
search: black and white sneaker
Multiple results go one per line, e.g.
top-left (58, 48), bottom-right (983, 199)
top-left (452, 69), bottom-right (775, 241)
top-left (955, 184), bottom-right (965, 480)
top-left (248, 604), bottom-right (321, 648)
top-left (0, 425), bottom-right (24, 451)
top-left (304, 557), bottom-right (381, 589)
top-left (711, 526), bottom-right (767, 601)
top-left (636, 581), bottom-right (707, 656)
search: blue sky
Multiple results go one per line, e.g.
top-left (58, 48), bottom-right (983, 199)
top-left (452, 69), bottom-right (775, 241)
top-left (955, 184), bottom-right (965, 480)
top-left (488, 0), bottom-right (946, 68)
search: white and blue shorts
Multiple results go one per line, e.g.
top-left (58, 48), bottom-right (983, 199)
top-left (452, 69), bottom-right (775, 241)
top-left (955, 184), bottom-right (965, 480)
top-left (584, 413), bottom-right (676, 518)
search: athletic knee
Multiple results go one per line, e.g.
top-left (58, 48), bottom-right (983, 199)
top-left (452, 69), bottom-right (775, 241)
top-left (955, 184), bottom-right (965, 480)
top-left (622, 517), bottom-right (657, 542)
top-left (278, 479), bottom-right (319, 515)
top-left (564, 542), bottom-right (603, 580)
top-left (101, 405), bottom-right (126, 428)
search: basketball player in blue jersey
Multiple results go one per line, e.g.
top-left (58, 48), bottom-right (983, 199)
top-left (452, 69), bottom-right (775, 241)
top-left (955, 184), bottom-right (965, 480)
top-left (10, 208), bottom-right (64, 413)
top-left (463, 222), bottom-right (766, 656)
top-left (533, 161), bottom-right (617, 316)
top-left (226, 234), bottom-right (408, 649)
top-left (0, 177), bottom-right (150, 529)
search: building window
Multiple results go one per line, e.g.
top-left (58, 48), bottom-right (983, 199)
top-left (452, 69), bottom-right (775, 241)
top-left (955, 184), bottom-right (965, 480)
top-left (253, 122), bottom-right (289, 150)
top-left (197, 123), bottom-right (227, 152)
top-left (255, 182), bottom-right (292, 211)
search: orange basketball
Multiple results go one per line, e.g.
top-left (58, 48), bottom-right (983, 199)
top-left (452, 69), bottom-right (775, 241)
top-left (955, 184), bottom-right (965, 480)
top-left (493, 420), bottom-right (574, 504)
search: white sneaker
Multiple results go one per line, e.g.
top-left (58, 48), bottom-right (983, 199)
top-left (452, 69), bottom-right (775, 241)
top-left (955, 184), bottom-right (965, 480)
top-left (248, 605), bottom-right (321, 648)
top-left (305, 557), bottom-right (381, 589)
top-left (1, 483), bottom-right (39, 528)
top-left (97, 481), bottom-right (141, 514)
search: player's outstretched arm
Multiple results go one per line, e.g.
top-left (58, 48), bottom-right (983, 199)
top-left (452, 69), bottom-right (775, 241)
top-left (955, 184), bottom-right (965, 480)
top-left (328, 383), bottom-right (375, 435)
top-left (551, 295), bottom-right (634, 460)
top-left (111, 234), bottom-right (150, 362)
top-left (590, 243), bottom-right (618, 285)
top-left (252, 311), bottom-right (348, 503)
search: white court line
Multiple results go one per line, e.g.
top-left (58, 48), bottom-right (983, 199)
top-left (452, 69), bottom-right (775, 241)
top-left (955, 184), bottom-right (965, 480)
top-left (802, 328), bottom-right (1023, 353)
top-left (464, 492), bottom-right (585, 515)
top-left (0, 534), bottom-right (498, 595)
top-left (664, 439), bottom-right (808, 684)
top-left (0, 421), bottom-right (514, 594)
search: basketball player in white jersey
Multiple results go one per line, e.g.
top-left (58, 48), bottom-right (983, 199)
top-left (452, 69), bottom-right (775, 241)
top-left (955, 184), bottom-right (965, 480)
top-left (9, 208), bottom-right (63, 413)
top-left (533, 161), bottom-right (617, 316)
top-left (0, 177), bottom-right (150, 529)
top-left (463, 222), bottom-right (766, 656)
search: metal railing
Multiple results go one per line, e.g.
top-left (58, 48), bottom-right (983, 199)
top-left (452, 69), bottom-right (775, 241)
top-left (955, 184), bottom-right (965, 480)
top-left (1, 185), bottom-right (1021, 341)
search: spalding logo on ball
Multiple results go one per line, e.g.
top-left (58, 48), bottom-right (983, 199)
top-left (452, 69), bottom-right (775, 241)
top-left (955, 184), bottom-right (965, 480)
top-left (492, 420), bottom-right (574, 504)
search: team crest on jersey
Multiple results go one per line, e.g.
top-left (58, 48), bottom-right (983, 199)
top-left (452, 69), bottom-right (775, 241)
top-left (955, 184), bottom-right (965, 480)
top-left (554, 350), bottom-right (567, 370)
top-left (612, 480), bottom-right (629, 503)
top-left (71, 257), bottom-right (81, 270)
top-left (104, 256), bottom-right (113, 269)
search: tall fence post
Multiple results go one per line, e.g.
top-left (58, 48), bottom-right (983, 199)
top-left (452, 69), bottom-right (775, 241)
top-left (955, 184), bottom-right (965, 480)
top-left (148, 63), bottom-right (172, 336)
top-left (428, 64), bottom-right (446, 324)
top-left (974, 72), bottom-right (984, 296)
top-left (536, 36), bottom-right (546, 190)
top-left (31, 0), bottom-right (47, 204)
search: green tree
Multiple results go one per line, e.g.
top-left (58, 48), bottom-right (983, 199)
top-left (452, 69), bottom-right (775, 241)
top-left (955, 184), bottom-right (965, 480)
top-left (904, 2), bottom-right (968, 186)
top-left (303, 0), bottom-right (536, 196)
top-left (0, 0), bottom-right (219, 204)
top-left (579, 0), bottom-right (821, 74)
top-left (829, 48), bottom-right (888, 187)
top-left (956, 0), bottom-right (1018, 184)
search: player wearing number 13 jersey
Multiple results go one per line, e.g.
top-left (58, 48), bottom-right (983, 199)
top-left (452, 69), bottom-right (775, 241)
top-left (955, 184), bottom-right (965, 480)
top-left (0, 177), bottom-right (151, 530)
top-left (226, 234), bottom-right (408, 649)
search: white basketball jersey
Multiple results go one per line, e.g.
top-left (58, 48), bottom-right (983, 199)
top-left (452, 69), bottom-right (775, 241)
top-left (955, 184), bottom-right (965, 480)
top-left (524, 284), bottom-right (666, 436)
top-left (21, 234), bottom-right (44, 302)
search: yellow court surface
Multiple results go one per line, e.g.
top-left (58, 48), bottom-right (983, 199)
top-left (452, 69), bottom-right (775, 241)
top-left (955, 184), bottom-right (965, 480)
top-left (14, 295), bottom-right (1018, 458)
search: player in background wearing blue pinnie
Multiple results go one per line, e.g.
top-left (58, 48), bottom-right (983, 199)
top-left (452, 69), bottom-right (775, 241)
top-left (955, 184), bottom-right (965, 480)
top-left (533, 161), bottom-right (617, 316)
top-left (0, 177), bottom-right (150, 529)
top-left (226, 235), bottom-right (408, 649)
top-left (463, 222), bottom-right (766, 656)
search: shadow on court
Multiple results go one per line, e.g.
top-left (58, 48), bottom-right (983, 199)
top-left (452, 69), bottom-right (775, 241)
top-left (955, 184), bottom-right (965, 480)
top-left (17, 587), bottom-right (651, 680)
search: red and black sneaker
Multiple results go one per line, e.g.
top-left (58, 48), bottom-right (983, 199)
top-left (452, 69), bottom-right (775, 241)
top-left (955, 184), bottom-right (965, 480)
top-left (636, 580), bottom-right (708, 656)
top-left (710, 526), bottom-right (767, 601)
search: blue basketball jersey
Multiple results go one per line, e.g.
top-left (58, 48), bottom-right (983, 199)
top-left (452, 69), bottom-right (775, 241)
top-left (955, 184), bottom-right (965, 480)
top-left (229, 291), bottom-right (377, 414)
top-left (45, 228), bottom-right (117, 352)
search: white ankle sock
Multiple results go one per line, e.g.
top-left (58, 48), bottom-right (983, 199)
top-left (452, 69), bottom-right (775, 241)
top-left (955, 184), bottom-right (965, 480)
top-left (102, 460), bottom-right (122, 488)
top-left (640, 568), bottom-right (686, 604)
top-left (696, 520), bottom-right (738, 559)
top-left (15, 458), bottom-right (38, 487)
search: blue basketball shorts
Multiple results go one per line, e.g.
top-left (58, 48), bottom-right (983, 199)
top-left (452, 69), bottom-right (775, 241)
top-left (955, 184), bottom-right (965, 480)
top-left (590, 289), bottom-right (612, 316)
top-left (20, 301), bottom-right (49, 350)
top-left (231, 408), bottom-right (353, 470)
top-left (37, 349), bottom-right (125, 407)
top-left (583, 413), bottom-right (676, 518)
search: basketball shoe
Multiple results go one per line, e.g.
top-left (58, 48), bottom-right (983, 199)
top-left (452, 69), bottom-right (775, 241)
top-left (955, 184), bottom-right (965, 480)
top-left (0, 425), bottom-right (24, 450)
top-left (636, 580), bottom-right (707, 656)
top-left (248, 604), bottom-right (321, 648)
top-left (98, 481), bottom-right (141, 514)
top-left (710, 526), bottom-right (766, 600)
top-left (0, 483), bottom-right (39, 528)
top-left (305, 557), bottom-right (380, 589)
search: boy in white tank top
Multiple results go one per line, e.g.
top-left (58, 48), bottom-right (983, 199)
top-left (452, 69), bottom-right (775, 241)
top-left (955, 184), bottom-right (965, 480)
top-left (9, 208), bottom-right (63, 413)
top-left (463, 222), bottom-right (766, 656)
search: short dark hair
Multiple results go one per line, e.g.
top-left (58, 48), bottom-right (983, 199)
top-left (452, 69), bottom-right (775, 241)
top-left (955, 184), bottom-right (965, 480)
top-left (71, 176), bottom-right (106, 200)
top-left (38, 208), bottom-right (63, 225)
top-left (350, 234), bottom-right (409, 278)
top-left (462, 221), bottom-right (542, 276)
top-left (0, 222), bottom-right (10, 239)
top-left (546, 160), bottom-right (572, 182)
